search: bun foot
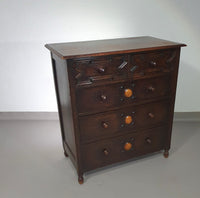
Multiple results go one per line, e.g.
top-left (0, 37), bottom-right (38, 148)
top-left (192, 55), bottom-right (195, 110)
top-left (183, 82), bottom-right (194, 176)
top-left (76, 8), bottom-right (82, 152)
top-left (78, 175), bottom-right (84, 184)
top-left (64, 151), bottom-right (68, 157)
top-left (163, 150), bottom-right (169, 158)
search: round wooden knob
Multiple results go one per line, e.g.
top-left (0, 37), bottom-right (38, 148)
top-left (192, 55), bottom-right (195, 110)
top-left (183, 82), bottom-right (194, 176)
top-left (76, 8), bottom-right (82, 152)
top-left (103, 149), bottom-right (109, 156)
top-left (146, 138), bottom-right (152, 144)
top-left (102, 122), bottom-right (108, 128)
top-left (124, 89), bottom-right (133, 98)
top-left (125, 115), bottom-right (132, 124)
top-left (100, 94), bottom-right (107, 101)
top-left (148, 112), bottom-right (155, 118)
top-left (150, 61), bottom-right (157, 67)
top-left (97, 67), bottom-right (105, 73)
top-left (124, 142), bottom-right (132, 151)
top-left (147, 86), bottom-right (155, 92)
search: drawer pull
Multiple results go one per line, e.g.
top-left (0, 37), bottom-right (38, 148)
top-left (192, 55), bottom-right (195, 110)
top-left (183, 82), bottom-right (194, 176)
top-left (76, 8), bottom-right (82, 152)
top-left (100, 94), bottom-right (107, 101)
top-left (103, 149), bottom-right (109, 156)
top-left (147, 86), bottom-right (155, 92)
top-left (102, 122), bottom-right (109, 129)
top-left (118, 61), bottom-right (128, 70)
top-left (124, 142), bottom-right (132, 151)
top-left (125, 115), bottom-right (132, 124)
top-left (148, 113), bottom-right (155, 118)
top-left (130, 65), bottom-right (138, 72)
top-left (149, 61), bottom-right (157, 67)
top-left (97, 67), bottom-right (105, 74)
top-left (124, 89), bottom-right (133, 98)
top-left (145, 138), bottom-right (152, 144)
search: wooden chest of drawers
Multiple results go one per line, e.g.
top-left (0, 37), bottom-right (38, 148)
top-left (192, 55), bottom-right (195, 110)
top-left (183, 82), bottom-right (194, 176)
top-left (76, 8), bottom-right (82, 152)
top-left (45, 36), bottom-right (186, 184)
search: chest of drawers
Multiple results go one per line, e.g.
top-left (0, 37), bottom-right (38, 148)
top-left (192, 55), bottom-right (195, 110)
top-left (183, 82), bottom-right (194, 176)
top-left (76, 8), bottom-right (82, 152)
top-left (45, 36), bottom-right (186, 184)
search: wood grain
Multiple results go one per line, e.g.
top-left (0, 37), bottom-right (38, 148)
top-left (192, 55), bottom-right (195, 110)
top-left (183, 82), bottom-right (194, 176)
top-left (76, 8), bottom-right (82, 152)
top-left (45, 36), bottom-right (186, 59)
top-left (46, 37), bottom-right (186, 184)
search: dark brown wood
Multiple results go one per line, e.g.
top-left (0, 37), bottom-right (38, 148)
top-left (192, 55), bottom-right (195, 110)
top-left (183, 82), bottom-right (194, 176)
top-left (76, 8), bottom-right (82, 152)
top-left (79, 100), bottom-right (170, 143)
top-left (78, 175), bottom-right (84, 184)
top-left (64, 151), bottom-right (68, 157)
top-left (71, 54), bottom-right (128, 86)
top-left (68, 49), bottom-right (179, 87)
top-left (165, 49), bottom-right (181, 151)
top-left (81, 126), bottom-right (167, 171)
top-left (145, 137), bottom-right (152, 144)
top-left (76, 75), bottom-right (170, 114)
top-left (102, 122), bottom-right (109, 129)
top-left (45, 36), bottom-right (186, 59)
top-left (103, 149), bottom-right (109, 156)
top-left (45, 37), bottom-right (186, 184)
top-left (163, 149), bottom-right (169, 158)
top-left (51, 54), bottom-right (77, 161)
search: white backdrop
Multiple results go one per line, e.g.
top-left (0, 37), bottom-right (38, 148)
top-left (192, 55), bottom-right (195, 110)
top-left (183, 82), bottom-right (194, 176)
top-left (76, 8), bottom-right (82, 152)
top-left (0, 0), bottom-right (199, 112)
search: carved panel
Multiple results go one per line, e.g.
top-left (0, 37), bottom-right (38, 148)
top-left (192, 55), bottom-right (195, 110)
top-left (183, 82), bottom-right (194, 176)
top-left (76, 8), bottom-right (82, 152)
top-left (72, 55), bottom-right (128, 85)
top-left (130, 49), bottom-right (178, 76)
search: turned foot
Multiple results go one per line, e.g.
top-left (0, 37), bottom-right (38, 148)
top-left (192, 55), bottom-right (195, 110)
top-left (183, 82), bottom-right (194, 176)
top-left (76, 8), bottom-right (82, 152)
top-left (78, 175), bottom-right (84, 184)
top-left (163, 150), bottom-right (169, 158)
top-left (64, 151), bottom-right (68, 157)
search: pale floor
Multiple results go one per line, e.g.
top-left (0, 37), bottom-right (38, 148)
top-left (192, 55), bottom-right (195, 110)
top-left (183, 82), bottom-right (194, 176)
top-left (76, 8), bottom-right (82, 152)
top-left (0, 120), bottom-right (200, 198)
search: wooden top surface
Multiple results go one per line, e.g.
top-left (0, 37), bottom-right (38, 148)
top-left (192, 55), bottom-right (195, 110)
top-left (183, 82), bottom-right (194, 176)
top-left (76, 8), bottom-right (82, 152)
top-left (45, 36), bottom-right (186, 59)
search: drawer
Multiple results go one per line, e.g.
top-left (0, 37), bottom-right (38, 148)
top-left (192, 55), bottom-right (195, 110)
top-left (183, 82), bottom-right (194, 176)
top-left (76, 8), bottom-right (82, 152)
top-left (76, 75), bottom-right (170, 114)
top-left (129, 49), bottom-right (178, 77)
top-left (79, 100), bottom-right (170, 142)
top-left (70, 55), bottom-right (129, 85)
top-left (81, 126), bottom-right (167, 171)
top-left (70, 49), bottom-right (178, 86)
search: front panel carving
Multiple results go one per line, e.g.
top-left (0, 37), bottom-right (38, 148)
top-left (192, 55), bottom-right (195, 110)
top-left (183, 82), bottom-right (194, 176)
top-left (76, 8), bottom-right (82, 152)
top-left (130, 49), bottom-right (178, 77)
top-left (71, 55), bottom-right (128, 85)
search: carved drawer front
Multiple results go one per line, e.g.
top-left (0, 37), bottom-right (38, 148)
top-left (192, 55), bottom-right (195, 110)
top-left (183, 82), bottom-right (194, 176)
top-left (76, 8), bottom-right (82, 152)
top-left (70, 55), bottom-right (129, 85)
top-left (81, 126), bottom-right (167, 171)
top-left (79, 100), bottom-right (170, 142)
top-left (76, 75), bottom-right (170, 114)
top-left (129, 49), bottom-right (178, 77)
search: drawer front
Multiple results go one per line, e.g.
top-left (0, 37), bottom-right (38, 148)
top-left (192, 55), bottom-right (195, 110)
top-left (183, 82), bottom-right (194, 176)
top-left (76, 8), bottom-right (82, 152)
top-left (70, 49), bottom-right (178, 86)
top-left (79, 100), bottom-right (170, 142)
top-left (77, 76), bottom-right (170, 114)
top-left (70, 55), bottom-right (128, 85)
top-left (81, 126), bottom-right (167, 171)
top-left (129, 49), bottom-right (178, 77)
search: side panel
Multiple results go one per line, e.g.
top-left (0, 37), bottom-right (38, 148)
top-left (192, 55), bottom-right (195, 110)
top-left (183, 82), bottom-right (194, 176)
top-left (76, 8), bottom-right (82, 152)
top-left (51, 53), bottom-right (77, 167)
top-left (164, 48), bottom-right (181, 150)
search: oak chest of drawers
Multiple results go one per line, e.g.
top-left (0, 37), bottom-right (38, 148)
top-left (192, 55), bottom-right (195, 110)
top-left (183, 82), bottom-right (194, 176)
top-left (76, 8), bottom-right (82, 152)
top-left (45, 36), bottom-right (186, 184)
